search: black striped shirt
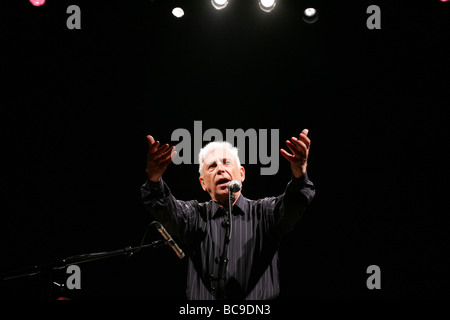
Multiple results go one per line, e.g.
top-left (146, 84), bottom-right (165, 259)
top-left (141, 173), bottom-right (315, 300)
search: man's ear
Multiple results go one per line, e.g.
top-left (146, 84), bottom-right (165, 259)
top-left (199, 176), bottom-right (207, 191)
top-left (240, 166), bottom-right (245, 183)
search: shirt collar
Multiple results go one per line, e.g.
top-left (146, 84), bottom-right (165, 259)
top-left (210, 194), bottom-right (248, 218)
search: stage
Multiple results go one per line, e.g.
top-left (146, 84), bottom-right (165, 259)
top-left (1, 0), bottom-right (450, 301)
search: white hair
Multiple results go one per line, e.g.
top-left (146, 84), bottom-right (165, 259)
top-left (198, 141), bottom-right (241, 177)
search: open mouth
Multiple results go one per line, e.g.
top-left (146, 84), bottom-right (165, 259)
top-left (216, 178), bottom-right (230, 187)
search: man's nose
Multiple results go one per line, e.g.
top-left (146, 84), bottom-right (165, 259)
top-left (216, 161), bottom-right (225, 172)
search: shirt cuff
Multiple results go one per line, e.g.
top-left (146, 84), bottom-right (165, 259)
top-left (290, 172), bottom-right (309, 189)
top-left (146, 178), bottom-right (164, 192)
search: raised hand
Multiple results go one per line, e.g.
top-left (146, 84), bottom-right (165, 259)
top-left (146, 135), bottom-right (177, 182)
top-left (280, 129), bottom-right (311, 178)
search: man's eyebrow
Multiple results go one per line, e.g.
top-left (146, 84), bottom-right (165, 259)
top-left (207, 160), bottom-right (217, 166)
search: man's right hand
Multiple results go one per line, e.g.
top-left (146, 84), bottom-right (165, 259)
top-left (146, 135), bottom-right (177, 182)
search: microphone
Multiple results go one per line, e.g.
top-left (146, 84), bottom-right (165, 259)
top-left (228, 180), bottom-right (242, 193)
top-left (155, 222), bottom-right (185, 259)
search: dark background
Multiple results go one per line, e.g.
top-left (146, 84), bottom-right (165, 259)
top-left (1, 0), bottom-right (449, 301)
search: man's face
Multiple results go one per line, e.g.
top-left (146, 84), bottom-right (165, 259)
top-left (199, 147), bottom-right (245, 204)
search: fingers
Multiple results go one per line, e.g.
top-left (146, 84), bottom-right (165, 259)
top-left (290, 137), bottom-right (308, 156)
top-left (147, 135), bottom-right (172, 156)
top-left (150, 144), bottom-right (175, 160)
top-left (286, 139), bottom-right (307, 159)
top-left (280, 129), bottom-right (311, 162)
top-left (160, 145), bottom-right (175, 160)
top-left (280, 148), bottom-right (296, 163)
top-left (146, 135), bottom-right (177, 164)
top-left (289, 128), bottom-right (311, 156)
top-left (155, 143), bottom-right (170, 155)
top-left (146, 135), bottom-right (155, 144)
top-left (146, 136), bottom-right (177, 181)
top-left (156, 147), bottom-right (176, 171)
top-left (161, 150), bottom-right (177, 167)
top-left (284, 140), bottom-right (298, 158)
top-left (299, 129), bottom-right (311, 149)
top-left (147, 135), bottom-right (160, 153)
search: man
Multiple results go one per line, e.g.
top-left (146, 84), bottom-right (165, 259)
top-left (141, 129), bottom-right (315, 300)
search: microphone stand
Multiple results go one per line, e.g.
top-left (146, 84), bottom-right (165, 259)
top-left (215, 190), bottom-right (234, 300)
top-left (1, 240), bottom-right (167, 282)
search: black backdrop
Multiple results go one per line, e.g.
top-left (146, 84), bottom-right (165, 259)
top-left (1, 0), bottom-right (450, 301)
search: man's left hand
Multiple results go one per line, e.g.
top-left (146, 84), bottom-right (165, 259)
top-left (280, 129), bottom-right (311, 178)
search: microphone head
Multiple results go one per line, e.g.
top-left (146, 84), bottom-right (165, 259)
top-left (228, 180), bottom-right (242, 193)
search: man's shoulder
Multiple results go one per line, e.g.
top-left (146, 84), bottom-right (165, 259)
top-left (196, 199), bottom-right (217, 212)
top-left (241, 194), bottom-right (279, 207)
